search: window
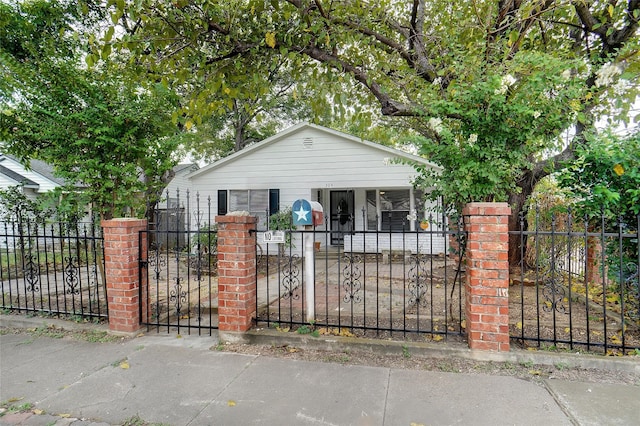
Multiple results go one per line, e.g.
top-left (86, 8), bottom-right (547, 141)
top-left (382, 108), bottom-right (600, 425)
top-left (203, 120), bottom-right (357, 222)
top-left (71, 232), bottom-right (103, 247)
top-left (219, 189), bottom-right (279, 227)
top-left (380, 189), bottom-right (410, 231)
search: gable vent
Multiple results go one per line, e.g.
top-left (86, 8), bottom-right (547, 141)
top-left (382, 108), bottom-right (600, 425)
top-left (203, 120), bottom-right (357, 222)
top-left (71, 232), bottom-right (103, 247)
top-left (302, 137), bottom-right (313, 149)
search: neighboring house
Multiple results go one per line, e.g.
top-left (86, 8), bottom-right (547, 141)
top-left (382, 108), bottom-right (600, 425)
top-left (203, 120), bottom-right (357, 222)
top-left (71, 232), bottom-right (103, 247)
top-left (0, 154), bottom-right (66, 201)
top-left (186, 122), bottom-right (447, 254)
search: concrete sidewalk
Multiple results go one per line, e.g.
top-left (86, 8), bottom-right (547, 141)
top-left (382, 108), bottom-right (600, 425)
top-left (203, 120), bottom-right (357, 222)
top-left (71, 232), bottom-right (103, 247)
top-left (1, 326), bottom-right (639, 426)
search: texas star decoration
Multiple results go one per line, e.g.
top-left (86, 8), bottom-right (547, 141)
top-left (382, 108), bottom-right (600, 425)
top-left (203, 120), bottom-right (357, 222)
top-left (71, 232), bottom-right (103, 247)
top-left (294, 205), bottom-right (310, 221)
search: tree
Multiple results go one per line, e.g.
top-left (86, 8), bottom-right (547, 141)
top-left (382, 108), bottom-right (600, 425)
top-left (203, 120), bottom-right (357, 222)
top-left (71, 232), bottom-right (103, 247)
top-left (558, 130), bottom-right (640, 225)
top-left (181, 55), bottom-right (320, 162)
top-left (1, 0), bottom-right (184, 220)
top-left (558, 131), bottom-right (639, 320)
top-left (99, 0), bottom-right (638, 263)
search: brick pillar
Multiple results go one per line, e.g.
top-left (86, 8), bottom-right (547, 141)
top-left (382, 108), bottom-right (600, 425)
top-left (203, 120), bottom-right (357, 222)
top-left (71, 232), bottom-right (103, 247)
top-left (102, 218), bottom-right (147, 334)
top-left (216, 213), bottom-right (257, 341)
top-left (463, 202), bottom-right (511, 352)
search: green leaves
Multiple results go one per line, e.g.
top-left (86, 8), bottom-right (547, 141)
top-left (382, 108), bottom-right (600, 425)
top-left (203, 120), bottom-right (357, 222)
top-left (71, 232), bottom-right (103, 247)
top-left (558, 131), bottom-right (640, 222)
top-left (1, 0), bottom-right (183, 219)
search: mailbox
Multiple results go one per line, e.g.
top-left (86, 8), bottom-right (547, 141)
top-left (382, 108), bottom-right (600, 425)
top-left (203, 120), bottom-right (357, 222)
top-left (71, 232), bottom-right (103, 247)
top-left (310, 201), bottom-right (323, 226)
top-left (292, 199), bottom-right (324, 226)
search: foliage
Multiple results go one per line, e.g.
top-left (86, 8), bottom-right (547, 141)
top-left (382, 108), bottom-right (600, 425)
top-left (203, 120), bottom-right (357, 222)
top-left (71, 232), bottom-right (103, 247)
top-left (558, 131), bottom-right (639, 299)
top-left (411, 52), bottom-right (586, 206)
top-left (268, 207), bottom-right (293, 250)
top-left (0, 186), bottom-right (49, 223)
top-left (98, 0), bottom-right (639, 212)
top-left (191, 224), bottom-right (218, 255)
top-left (268, 207), bottom-right (293, 231)
top-left (558, 131), bottom-right (640, 226)
top-left (180, 56), bottom-right (321, 162)
top-left (1, 0), bottom-right (184, 220)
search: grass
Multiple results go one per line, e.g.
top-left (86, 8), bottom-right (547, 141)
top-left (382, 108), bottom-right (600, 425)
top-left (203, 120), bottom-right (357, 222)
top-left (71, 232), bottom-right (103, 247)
top-left (296, 324), bottom-right (320, 337)
top-left (401, 344), bottom-right (411, 358)
top-left (0, 398), bottom-right (34, 417)
top-left (121, 414), bottom-right (171, 426)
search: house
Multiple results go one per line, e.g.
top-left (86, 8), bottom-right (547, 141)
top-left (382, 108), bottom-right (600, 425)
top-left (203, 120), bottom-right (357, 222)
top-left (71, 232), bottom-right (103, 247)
top-left (0, 154), bottom-right (67, 200)
top-left (187, 122), bottom-right (448, 254)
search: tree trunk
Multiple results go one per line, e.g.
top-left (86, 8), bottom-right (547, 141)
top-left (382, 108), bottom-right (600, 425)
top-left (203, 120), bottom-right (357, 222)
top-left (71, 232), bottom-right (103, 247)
top-left (507, 181), bottom-right (535, 269)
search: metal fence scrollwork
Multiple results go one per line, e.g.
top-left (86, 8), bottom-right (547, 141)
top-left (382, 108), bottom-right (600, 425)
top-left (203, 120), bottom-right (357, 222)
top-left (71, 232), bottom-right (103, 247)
top-left (510, 208), bottom-right (640, 353)
top-left (342, 253), bottom-right (363, 304)
top-left (1, 216), bottom-right (107, 320)
top-left (140, 190), bottom-right (218, 335)
top-left (407, 255), bottom-right (429, 308)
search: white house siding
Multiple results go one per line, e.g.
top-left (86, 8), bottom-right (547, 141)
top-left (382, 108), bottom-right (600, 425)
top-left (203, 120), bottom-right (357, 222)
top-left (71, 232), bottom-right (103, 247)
top-left (0, 156), bottom-right (58, 193)
top-left (191, 126), bottom-right (426, 212)
top-left (0, 173), bottom-right (18, 189)
top-left (187, 123), bottom-right (447, 253)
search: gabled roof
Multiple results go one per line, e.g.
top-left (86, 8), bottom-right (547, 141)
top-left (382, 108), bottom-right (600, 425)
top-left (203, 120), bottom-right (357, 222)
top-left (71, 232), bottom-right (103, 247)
top-left (24, 157), bottom-right (67, 186)
top-left (188, 122), bottom-right (440, 179)
top-left (0, 154), bottom-right (71, 190)
top-left (0, 162), bottom-right (39, 188)
top-left (173, 163), bottom-right (199, 174)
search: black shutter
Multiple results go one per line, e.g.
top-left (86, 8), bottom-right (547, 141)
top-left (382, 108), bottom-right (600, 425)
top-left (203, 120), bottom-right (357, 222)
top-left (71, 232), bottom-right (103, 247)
top-left (217, 190), bottom-right (228, 215)
top-left (269, 189), bottom-right (280, 216)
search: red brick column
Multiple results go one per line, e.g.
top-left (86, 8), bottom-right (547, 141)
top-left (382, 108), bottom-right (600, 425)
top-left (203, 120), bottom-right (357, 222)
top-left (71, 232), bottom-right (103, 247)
top-left (463, 203), bottom-right (511, 352)
top-left (216, 214), bottom-right (257, 340)
top-left (102, 219), bottom-right (147, 334)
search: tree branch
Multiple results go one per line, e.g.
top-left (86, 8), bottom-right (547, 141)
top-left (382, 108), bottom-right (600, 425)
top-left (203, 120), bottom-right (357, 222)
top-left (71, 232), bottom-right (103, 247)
top-left (294, 43), bottom-right (418, 116)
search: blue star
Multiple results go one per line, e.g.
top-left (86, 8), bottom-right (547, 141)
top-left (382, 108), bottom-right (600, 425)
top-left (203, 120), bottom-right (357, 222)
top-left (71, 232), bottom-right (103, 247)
top-left (294, 206), bottom-right (310, 222)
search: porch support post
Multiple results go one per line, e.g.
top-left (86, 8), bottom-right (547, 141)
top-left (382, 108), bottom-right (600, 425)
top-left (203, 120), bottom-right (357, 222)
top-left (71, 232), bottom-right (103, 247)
top-left (463, 202), bottom-right (511, 352)
top-left (216, 213), bottom-right (257, 342)
top-left (102, 218), bottom-right (147, 334)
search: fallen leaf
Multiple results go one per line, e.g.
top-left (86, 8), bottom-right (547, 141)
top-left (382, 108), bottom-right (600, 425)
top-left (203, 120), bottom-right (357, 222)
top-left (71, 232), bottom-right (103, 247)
top-left (58, 413), bottom-right (71, 418)
top-left (288, 347), bottom-right (299, 353)
top-left (7, 397), bottom-right (24, 403)
top-left (275, 326), bottom-right (290, 333)
top-left (33, 409), bottom-right (44, 415)
top-left (432, 334), bottom-right (443, 342)
top-left (529, 370), bottom-right (542, 376)
top-left (120, 361), bottom-right (130, 369)
top-left (516, 321), bottom-right (523, 330)
top-left (410, 423), bottom-right (425, 426)
top-left (564, 327), bottom-right (571, 333)
top-left (227, 400), bottom-right (236, 407)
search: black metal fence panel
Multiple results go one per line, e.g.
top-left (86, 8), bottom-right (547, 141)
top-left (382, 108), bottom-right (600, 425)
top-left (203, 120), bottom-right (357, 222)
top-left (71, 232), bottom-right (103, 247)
top-left (140, 190), bottom-right (218, 335)
top-left (255, 226), bottom-right (466, 341)
top-left (510, 210), bottom-right (639, 354)
top-left (0, 217), bottom-right (107, 320)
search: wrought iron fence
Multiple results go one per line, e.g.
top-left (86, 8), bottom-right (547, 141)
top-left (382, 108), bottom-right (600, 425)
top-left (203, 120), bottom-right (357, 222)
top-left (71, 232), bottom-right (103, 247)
top-left (0, 216), bottom-right (106, 320)
top-left (254, 223), bottom-right (466, 341)
top-left (510, 210), bottom-right (640, 353)
top-left (140, 190), bottom-right (218, 335)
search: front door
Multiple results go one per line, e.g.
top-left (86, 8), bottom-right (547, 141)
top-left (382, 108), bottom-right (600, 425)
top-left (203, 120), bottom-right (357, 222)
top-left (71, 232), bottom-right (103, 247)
top-left (330, 190), bottom-right (354, 245)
